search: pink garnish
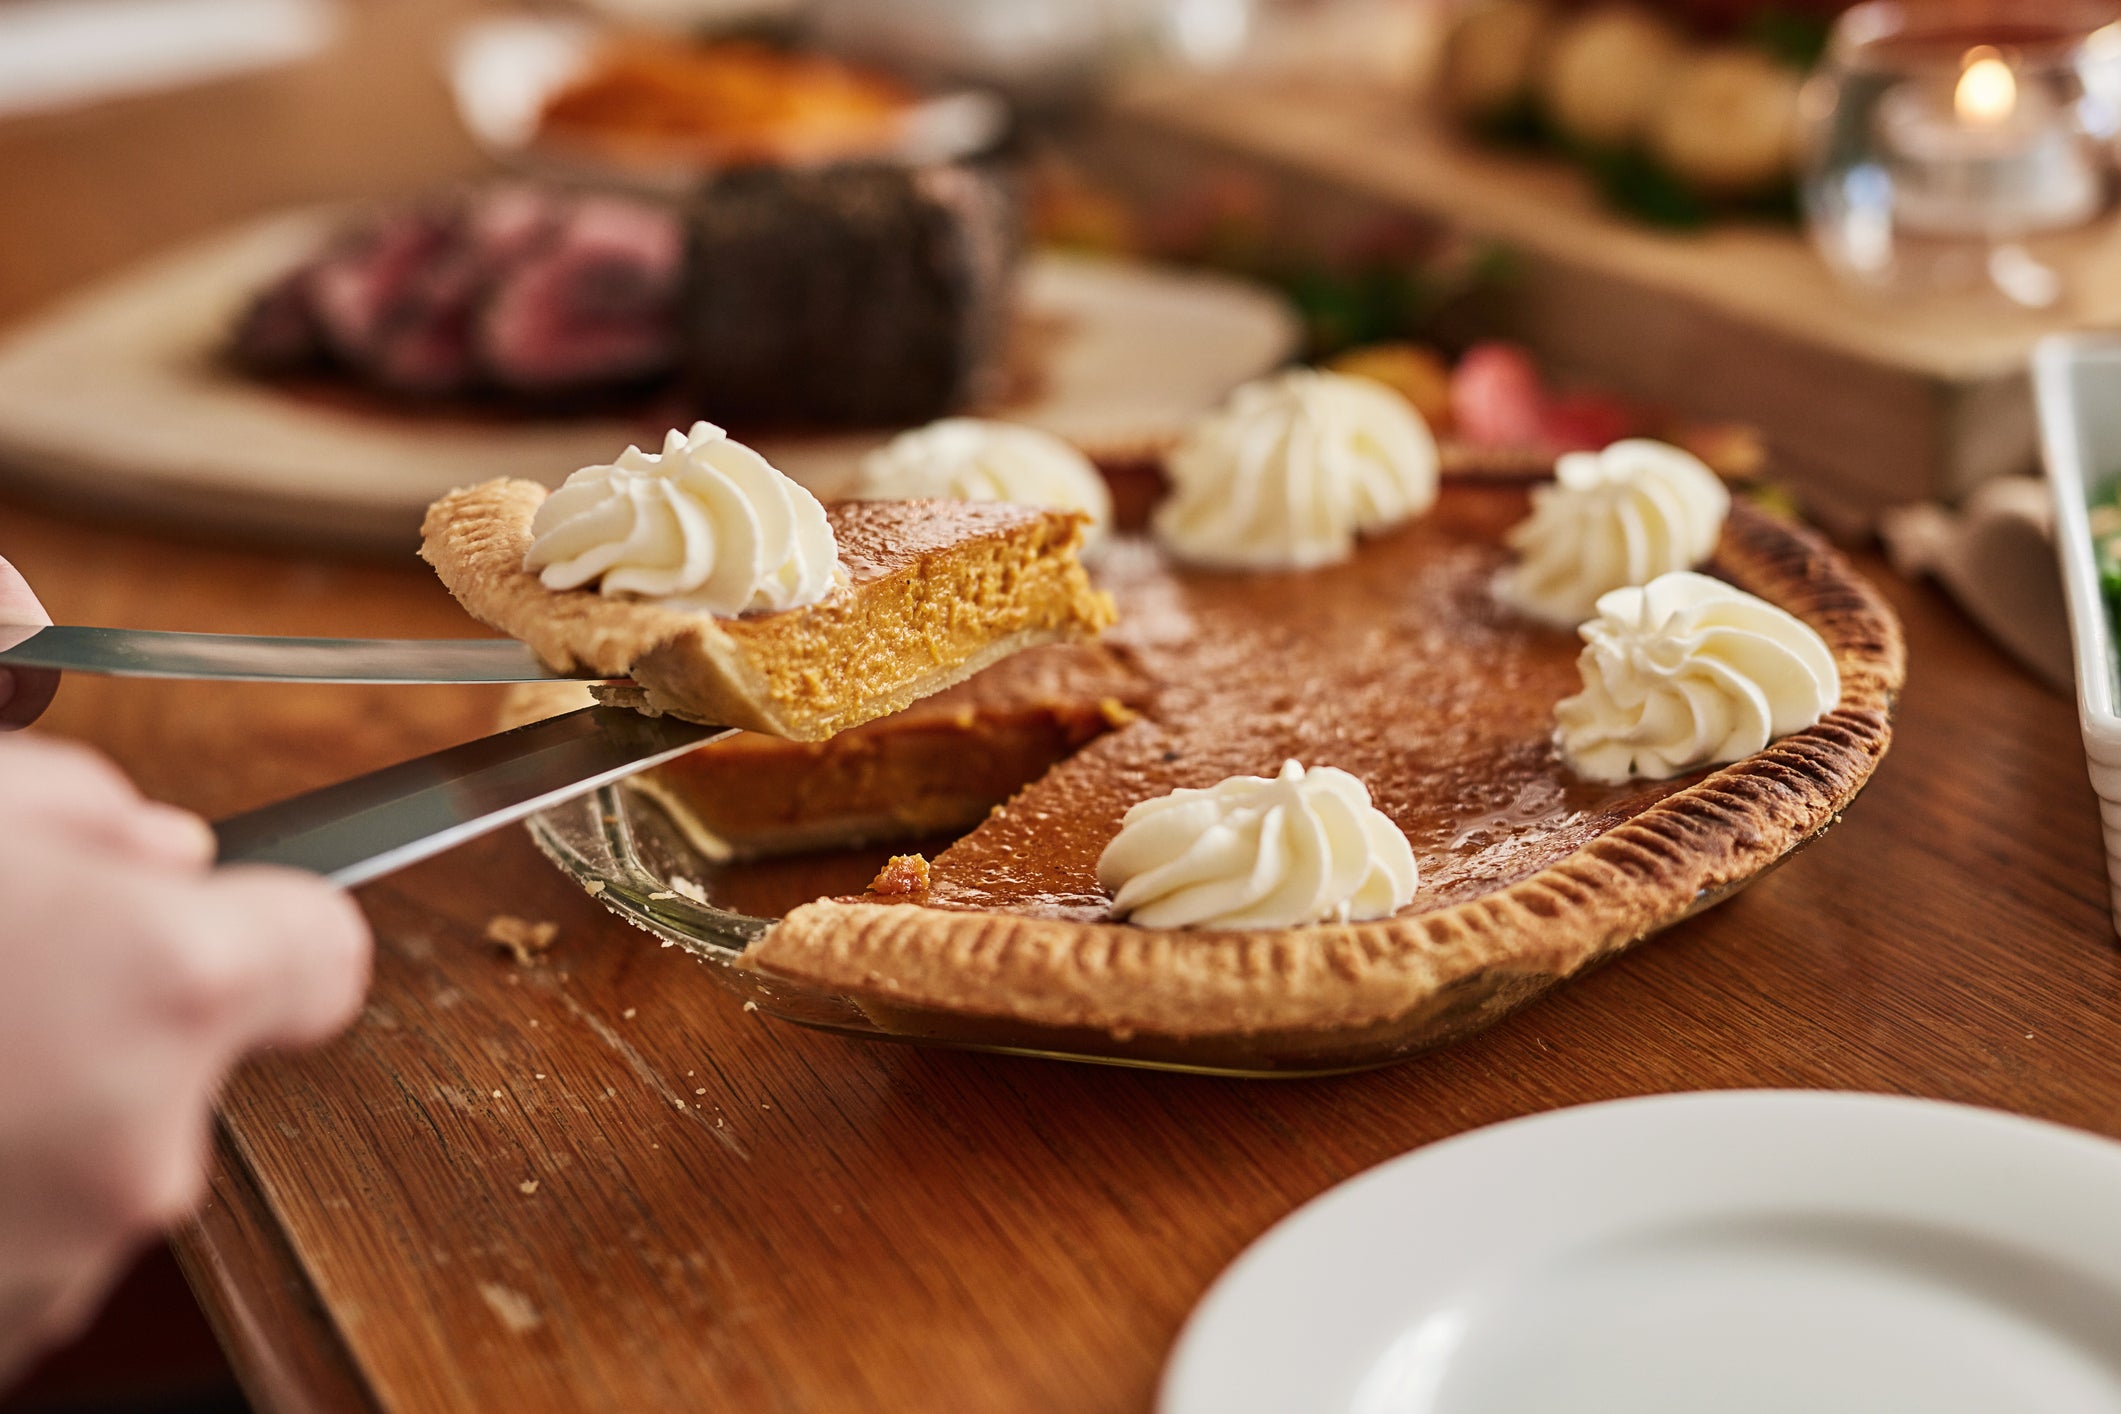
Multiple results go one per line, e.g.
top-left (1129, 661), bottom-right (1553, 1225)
top-left (1450, 341), bottom-right (1548, 448)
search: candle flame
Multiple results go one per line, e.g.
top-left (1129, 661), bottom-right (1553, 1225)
top-left (1956, 46), bottom-right (2017, 127)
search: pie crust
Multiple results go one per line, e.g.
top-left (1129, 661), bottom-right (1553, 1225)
top-left (423, 479), bottom-right (1114, 740)
top-left (734, 484), bottom-right (1905, 1066)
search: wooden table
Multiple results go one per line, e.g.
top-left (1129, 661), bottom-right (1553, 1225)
top-left (6, 7), bottom-right (2120, 1412)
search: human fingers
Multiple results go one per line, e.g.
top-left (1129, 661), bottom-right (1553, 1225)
top-left (0, 869), bottom-right (359, 1252)
top-left (0, 555), bottom-right (58, 732)
top-left (0, 734), bottom-right (215, 870)
top-left (0, 555), bottom-right (49, 624)
top-left (191, 866), bottom-right (374, 1049)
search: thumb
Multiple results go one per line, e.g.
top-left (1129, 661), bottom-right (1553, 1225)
top-left (199, 866), bottom-right (374, 1049)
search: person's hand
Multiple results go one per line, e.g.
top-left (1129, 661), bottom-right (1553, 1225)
top-left (0, 736), bottom-right (372, 1378)
top-left (0, 555), bottom-right (58, 729)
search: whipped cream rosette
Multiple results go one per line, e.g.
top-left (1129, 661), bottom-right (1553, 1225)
top-left (1154, 368), bottom-right (1439, 570)
top-left (524, 421), bottom-right (839, 617)
top-left (1097, 760), bottom-right (1418, 930)
top-left (1556, 571), bottom-right (1839, 784)
top-left (855, 418), bottom-right (1113, 548)
top-left (1502, 438), bottom-right (1730, 627)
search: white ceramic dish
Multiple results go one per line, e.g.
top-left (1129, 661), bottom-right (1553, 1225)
top-left (1162, 1091), bottom-right (2121, 1414)
top-left (2034, 333), bottom-right (2121, 934)
top-left (447, 14), bottom-right (1009, 195)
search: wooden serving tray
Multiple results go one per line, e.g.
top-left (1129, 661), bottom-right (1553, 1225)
top-left (1080, 71), bottom-right (2121, 530)
top-left (0, 207), bottom-right (1299, 554)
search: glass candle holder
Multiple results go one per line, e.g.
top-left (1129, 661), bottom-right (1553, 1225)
top-left (1801, 0), bottom-right (2121, 307)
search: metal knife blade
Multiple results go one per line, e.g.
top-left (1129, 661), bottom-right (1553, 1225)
top-left (0, 624), bottom-right (604, 684)
top-left (214, 707), bottom-right (730, 887)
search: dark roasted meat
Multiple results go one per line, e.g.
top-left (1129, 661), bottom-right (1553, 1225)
top-left (681, 161), bottom-right (1019, 428)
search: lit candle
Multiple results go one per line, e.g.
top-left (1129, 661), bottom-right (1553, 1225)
top-left (1874, 44), bottom-right (2105, 237)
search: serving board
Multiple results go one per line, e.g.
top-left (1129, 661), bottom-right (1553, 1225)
top-left (0, 208), bottom-right (1299, 554)
top-left (1081, 71), bottom-right (2121, 530)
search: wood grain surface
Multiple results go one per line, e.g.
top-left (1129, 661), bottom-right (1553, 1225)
top-left (5, 6), bottom-right (2120, 1412)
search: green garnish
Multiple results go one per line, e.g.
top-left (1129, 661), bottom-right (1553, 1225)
top-left (2090, 495), bottom-right (2121, 599)
top-left (1742, 9), bottom-right (1833, 71)
top-left (1581, 146), bottom-right (1713, 230)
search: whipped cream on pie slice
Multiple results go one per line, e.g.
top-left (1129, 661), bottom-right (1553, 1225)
top-left (1556, 570), bottom-right (1839, 784)
top-left (1097, 760), bottom-right (1418, 929)
top-left (1154, 368), bottom-right (1440, 570)
top-left (1500, 438), bottom-right (1729, 627)
top-left (855, 418), bottom-right (1114, 548)
top-left (525, 421), bottom-right (840, 617)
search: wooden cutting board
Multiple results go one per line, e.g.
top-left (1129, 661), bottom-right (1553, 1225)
top-left (0, 208), bottom-right (1300, 554)
top-left (1081, 71), bottom-right (2121, 530)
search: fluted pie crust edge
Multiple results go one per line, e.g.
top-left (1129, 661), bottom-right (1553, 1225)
top-left (739, 499), bottom-right (1906, 1061)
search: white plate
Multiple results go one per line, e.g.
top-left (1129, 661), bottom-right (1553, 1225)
top-left (1162, 1092), bottom-right (2121, 1414)
top-left (0, 209), bottom-right (1297, 553)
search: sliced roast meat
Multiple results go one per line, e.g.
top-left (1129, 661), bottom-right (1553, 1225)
top-left (302, 208), bottom-right (458, 374)
top-left (477, 195), bottom-right (683, 394)
top-left (463, 183), bottom-right (566, 265)
top-left (362, 188), bottom-right (571, 397)
top-left (230, 261), bottom-right (325, 373)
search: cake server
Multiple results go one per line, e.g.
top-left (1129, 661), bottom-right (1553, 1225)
top-left (213, 705), bottom-right (731, 887)
top-left (0, 623), bottom-right (603, 684)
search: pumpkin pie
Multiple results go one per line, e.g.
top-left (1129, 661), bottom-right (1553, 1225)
top-left (720, 476), bottom-right (1904, 1068)
top-left (423, 480), bottom-right (1114, 741)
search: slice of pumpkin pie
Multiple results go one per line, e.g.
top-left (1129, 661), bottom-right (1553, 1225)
top-left (421, 421), bottom-right (1114, 741)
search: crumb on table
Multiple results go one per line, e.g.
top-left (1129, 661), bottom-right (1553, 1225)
top-left (486, 915), bottom-right (559, 965)
top-left (869, 853), bottom-right (931, 897)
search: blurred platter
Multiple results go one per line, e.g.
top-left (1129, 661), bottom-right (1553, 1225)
top-left (447, 13), bottom-right (1011, 194)
top-left (0, 208), bottom-right (1299, 554)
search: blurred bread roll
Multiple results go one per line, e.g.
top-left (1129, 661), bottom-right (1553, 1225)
top-left (1537, 6), bottom-right (1686, 149)
top-left (1441, 0), bottom-right (1555, 120)
top-left (1649, 47), bottom-right (1802, 193)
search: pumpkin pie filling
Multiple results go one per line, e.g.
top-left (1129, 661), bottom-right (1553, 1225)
top-left (896, 485), bottom-right (1691, 923)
